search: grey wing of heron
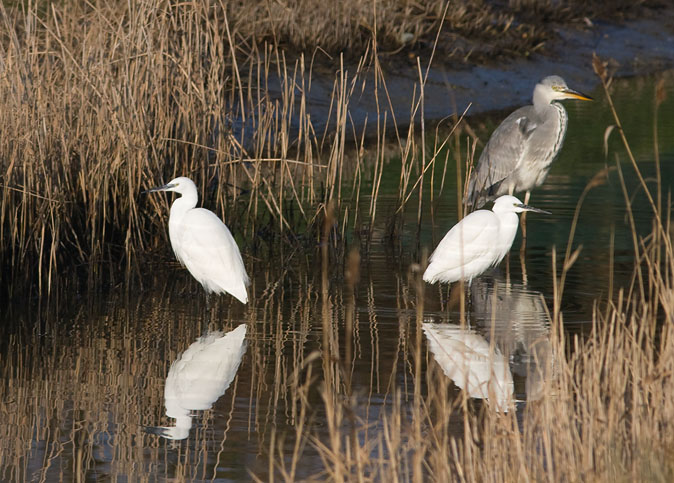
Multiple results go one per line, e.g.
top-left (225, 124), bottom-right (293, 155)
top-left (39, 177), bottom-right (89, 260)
top-left (466, 105), bottom-right (540, 208)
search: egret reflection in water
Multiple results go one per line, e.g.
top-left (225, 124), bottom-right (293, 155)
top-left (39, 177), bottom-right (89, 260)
top-left (423, 272), bottom-right (554, 410)
top-left (423, 323), bottom-right (514, 412)
top-left (470, 272), bottom-right (554, 402)
top-left (149, 324), bottom-right (247, 440)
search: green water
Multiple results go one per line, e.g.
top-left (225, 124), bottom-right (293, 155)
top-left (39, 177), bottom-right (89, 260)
top-left (1, 72), bottom-right (673, 481)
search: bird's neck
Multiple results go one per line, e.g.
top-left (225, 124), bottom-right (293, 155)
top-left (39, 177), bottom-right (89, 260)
top-left (161, 416), bottom-right (193, 440)
top-left (173, 415), bottom-right (193, 429)
top-left (549, 102), bottom-right (568, 153)
top-left (498, 212), bottom-right (519, 232)
top-left (168, 193), bottom-right (198, 245)
top-left (496, 212), bottom-right (520, 256)
top-left (532, 84), bottom-right (554, 114)
top-left (169, 193), bottom-right (198, 221)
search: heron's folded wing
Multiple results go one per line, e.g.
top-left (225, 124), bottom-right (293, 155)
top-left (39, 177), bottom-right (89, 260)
top-left (468, 106), bottom-right (539, 203)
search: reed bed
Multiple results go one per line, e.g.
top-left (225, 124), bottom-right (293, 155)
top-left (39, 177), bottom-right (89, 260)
top-left (0, 0), bottom-right (657, 298)
top-left (0, 0), bottom-right (453, 296)
top-left (0, 78), bottom-right (672, 479)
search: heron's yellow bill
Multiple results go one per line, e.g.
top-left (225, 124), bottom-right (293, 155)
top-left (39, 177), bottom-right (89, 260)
top-left (563, 88), bottom-right (593, 101)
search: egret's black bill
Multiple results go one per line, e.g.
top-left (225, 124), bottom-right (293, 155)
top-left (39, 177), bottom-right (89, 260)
top-left (143, 182), bottom-right (176, 194)
top-left (516, 203), bottom-right (551, 215)
top-left (144, 425), bottom-right (168, 436)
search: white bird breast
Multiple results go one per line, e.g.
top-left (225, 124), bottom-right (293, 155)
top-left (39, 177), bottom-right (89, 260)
top-left (170, 207), bottom-right (249, 301)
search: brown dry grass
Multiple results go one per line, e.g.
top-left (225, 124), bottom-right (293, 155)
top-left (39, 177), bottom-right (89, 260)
top-left (0, 0), bottom-right (659, 298)
top-left (222, 0), bottom-right (655, 59)
top-left (1, 76), bottom-right (672, 480)
top-left (0, 0), bottom-right (437, 296)
top-left (0, 1), bottom-right (672, 481)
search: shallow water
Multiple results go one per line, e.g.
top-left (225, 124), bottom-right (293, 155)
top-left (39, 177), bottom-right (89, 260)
top-left (1, 72), bottom-right (674, 481)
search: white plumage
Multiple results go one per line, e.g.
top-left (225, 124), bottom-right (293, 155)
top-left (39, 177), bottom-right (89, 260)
top-left (147, 176), bottom-right (249, 303)
top-left (423, 195), bottom-right (549, 284)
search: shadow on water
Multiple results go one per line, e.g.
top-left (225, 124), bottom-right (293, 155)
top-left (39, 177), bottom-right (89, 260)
top-left (1, 71), bottom-right (674, 480)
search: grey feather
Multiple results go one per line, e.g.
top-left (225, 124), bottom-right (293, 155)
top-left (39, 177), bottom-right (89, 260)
top-left (465, 75), bottom-right (591, 208)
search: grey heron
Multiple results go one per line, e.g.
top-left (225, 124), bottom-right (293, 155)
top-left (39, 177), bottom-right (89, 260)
top-left (465, 75), bottom-right (592, 209)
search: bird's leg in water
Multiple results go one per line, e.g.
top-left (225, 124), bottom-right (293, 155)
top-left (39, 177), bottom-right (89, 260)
top-left (505, 249), bottom-right (511, 286)
top-left (520, 246), bottom-right (528, 286)
top-left (447, 283), bottom-right (462, 314)
top-left (519, 190), bottom-right (530, 258)
top-left (504, 186), bottom-right (523, 270)
top-left (519, 189), bottom-right (532, 282)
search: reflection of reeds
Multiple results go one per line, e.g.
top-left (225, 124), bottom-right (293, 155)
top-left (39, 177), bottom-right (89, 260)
top-left (4, 91), bottom-right (674, 479)
top-left (0, 269), bottom-right (329, 480)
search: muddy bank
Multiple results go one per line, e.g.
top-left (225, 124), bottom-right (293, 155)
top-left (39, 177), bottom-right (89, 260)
top-left (263, 7), bottom-right (674, 135)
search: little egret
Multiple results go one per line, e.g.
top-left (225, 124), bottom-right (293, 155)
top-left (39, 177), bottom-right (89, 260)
top-left (149, 325), bottom-right (248, 440)
top-left (423, 195), bottom-right (549, 284)
top-left (146, 176), bottom-right (249, 303)
top-left (466, 75), bottom-right (592, 208)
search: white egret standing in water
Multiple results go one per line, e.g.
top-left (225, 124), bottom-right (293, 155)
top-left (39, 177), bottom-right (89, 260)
top-left (146, 176), bottom-right (249, 303)
top-left (423, 195), bottom-right (549, 285)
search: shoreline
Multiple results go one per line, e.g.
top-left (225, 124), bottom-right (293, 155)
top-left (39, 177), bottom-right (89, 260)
top-left (279, 7), bottom-right (674, 135)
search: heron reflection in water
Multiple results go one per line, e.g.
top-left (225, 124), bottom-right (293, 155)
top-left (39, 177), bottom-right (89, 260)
top-left (423, 322), bottom-right (514, 412)
top-left (470, 274), bottom-right (554, 402)
top-left (148, 324), bottom-right (247, 440)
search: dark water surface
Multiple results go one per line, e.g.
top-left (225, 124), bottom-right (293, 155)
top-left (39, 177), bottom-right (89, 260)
top-left (1, 72), bottom-right (673, 481)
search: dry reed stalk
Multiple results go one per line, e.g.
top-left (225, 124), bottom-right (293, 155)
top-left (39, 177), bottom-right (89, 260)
top-left (0, 0), bottom-right (661, 298)
top-left (0, 0), bottom-right (473, 301)
top-left (2, 2), bottom-right (672, 482)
